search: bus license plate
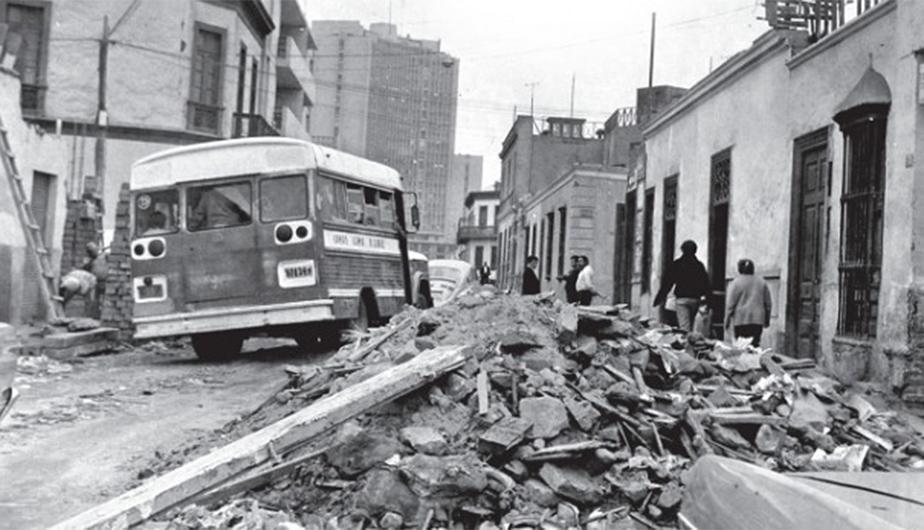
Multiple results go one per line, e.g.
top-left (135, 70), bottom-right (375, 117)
top-left (138, 284), bottom-right (164, 299)
top-left (277, 259), bottom-right (316, 288)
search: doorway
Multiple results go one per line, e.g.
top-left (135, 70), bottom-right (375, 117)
top-left (709, 150), bottom-right (731, 339)
top-left (660, 175), bottom-right (678, 326)
top-left (623, 190), bottom-right (637, 305)
top-left (787, 130), bottom-right (828, 358)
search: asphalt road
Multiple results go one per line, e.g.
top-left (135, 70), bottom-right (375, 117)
top-left (0, 338), bottom-right (330, 530)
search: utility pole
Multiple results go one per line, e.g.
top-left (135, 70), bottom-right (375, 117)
top-left (646, 12), bottom-right (656, 125)
top-left (569, 73), bottom-right (575, 118)
top-left (94, 15), bottom-right (109, 215)
top-left (525, 82), bottom-right (539, 116)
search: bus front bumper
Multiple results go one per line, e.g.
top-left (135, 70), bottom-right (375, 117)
top-left (133, 300), bottom-right (335, 339)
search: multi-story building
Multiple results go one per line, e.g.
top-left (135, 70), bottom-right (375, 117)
top-left (310, 21), bottom-right (459, 258)
top-left (495, 116), bottom-right (606, 290)
top-left (631, 0), bottom-right (924, 402)
top-left (3, 0), bottom-right (317, 237)
top-left (445, 154), bottom-right (483, 249)
top-left (457, 189), bottom-right (499, 273)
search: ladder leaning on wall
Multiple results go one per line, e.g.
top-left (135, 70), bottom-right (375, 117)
top-left (0, 112), bottom-right (63, 321)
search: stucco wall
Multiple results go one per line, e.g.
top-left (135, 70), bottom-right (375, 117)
top-left (0, 69), bottom-right (69, 323)
top-left (641, 1), bottom-right (924, 384)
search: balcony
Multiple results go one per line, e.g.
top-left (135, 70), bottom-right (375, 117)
top-left (20, 83), bottom-right (45, 116)
top-left (187, 101), bottom-right (223, 135)
top-left (274, 106), bottom-right (311, 141)
top-left (277, 37), bottom-right (316, 104)
top-left (232, 112), bottom-right (279, 138)
top-left (457, 223), bottom-right (497, 244)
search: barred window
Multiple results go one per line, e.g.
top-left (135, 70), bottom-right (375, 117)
top-left (837, 115), bottom-right (886, 338)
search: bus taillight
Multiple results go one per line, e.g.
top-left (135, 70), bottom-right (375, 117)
top-left (131, 237), bottom-right (167, 260)
top-left (274, 221), bottom-right (313, 246)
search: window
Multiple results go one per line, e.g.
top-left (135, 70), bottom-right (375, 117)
top-left (642, 188), bottom-right (655, 294)
top-left (189, 25), bottom-right (224, 133)
top-left (545, 212), bottom-right (555, 279)
top-left (478, 206), bottom-right (488, 227)
top-left (6, 2), bottom-right (47, 113)
top-left (538, 219), bottom-right (546, 278)
top-left (490, 245), bottom-right (497, 269)
top-left (317, 175), bottom-right (392, 228)
top-left (837, 114), bottom-right (887, 338)
top-left (362, 187), bottom-right (380, 226)
top-left (380, 191), bottom-right (395, 226)
top-left (135, 189), bottom-right (179, 236)
top-left (260, 175), bottom-right (307, 222)
top-left (557, 207), bottom-right (567, 276)
top-left (187, 182), bottom-right (252, 231)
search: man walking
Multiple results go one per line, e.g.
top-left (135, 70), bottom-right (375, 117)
top-left (479, 262), bottom-right (492, 285)
top-left (575, 255), bottom-right (600, 306)
top-left (654, 240), bottom-right (711, 332)
top-left (521, 255), bottom-right (541, 295)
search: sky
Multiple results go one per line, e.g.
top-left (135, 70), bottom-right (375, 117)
top-left (306, 0), bottom-right (768, 188)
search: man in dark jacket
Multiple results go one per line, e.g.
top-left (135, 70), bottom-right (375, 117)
top-left (522, 255), bottom-right (541, 295)
top-left (557, 255), bottom-right (581, 303)
top-left (654, 240), bottom-right (711, 332)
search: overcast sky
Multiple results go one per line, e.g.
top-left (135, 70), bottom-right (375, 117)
top-left (307, 0), bottom-right (767, 188)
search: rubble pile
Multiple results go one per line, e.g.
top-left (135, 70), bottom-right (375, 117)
top-left (165, 289), bottom-right (924, 529)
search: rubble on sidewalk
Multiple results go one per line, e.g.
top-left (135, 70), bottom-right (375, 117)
top-left (130, 289), bottom-right (924, 528)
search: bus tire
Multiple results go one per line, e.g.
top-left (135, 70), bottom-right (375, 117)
top-left (191, 332), bottom-right (243, 361)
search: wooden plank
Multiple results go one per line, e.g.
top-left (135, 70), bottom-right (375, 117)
top-left (477, 367), bottom-right (489, 415)
top-left (49, 344), bottom-right (470, 530)
top-left (346, 317), bottom-right (413, 362)
top-left (709, 412), bottom-right (787, 426)
top-left (41, 328), bottom-right (119, 349)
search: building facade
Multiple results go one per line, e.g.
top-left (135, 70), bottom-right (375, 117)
top-left (457, 189), bottom-right (499, 273)
top-left (0, 41), bottom-right (69, 323)
top-left (2, 0), bottom-right (316, 239)
top-left (445, 153), bottom-right (483, 251)
top-left (520, 164), bottom-right (627, 300)
top-left (632, 0), bottom-right (924, 401)
top-left (310, 21), bottom-right (460, 259)
top-left (496, 116), bottom-right (607, 291)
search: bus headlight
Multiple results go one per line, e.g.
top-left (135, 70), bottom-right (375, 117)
top-left (274, 221), bottom-right (312, 246)
top-left (131, 237), bottom-right (167, 260)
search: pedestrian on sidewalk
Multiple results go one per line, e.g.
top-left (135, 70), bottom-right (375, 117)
top-left (557, 255), bottom-right (581, 304)
top-left (725, 258), bottom-right (772, 347)
top-left (653, 240), bottom-right (711, 332)
top-left (479, 262), bottom-right (492, 285)
top-left (575, 255), bottom-right (601, 306)
top-left (521, 255), bottom-right (541, 295)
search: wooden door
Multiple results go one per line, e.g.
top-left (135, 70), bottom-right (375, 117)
top-left (796, 146), bottom-right (827, 357)
top-left (709, 151), bottom-right (731, 339)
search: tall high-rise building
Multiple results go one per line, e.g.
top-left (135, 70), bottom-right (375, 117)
top-left (310, 21), bottom-right (459, 258)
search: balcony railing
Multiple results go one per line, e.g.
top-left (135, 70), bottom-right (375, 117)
top-left (232, 112), bottom-right (280, 138)
top-left (20, 83), bottom-right (45, 115)
top-left (187, 101), bottom-right (223, 135)
top-left (763, 0), bottom-right (885, 40)
top-left (457, 223), bottom-right (497, 243)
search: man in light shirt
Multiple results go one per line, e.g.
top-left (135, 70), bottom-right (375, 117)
top-left (575, 255), bottom-right (601, 306)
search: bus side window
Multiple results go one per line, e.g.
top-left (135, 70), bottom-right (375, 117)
top-left (379, 191), bottom-right (394, 226)
top-left (346, 183), bottom-right (364, 224)
top-left (363, 187), bottom-right (380, 226)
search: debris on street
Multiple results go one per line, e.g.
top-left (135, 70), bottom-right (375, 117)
top-left (59, 289), bottom-right (924, 529)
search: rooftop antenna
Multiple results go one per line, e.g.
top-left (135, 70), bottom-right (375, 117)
top-left (570, 73), bottom-right (576, 118)
top-left (388, 0), bottom-right (392, 25)
top-left (525, 82), bottom-right (539, 116)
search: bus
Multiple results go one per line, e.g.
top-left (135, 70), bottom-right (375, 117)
top-left (129, 137), bottom-right (424, 360)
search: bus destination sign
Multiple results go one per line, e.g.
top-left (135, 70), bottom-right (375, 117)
top-left (323, 230), bottom-right (401, 256)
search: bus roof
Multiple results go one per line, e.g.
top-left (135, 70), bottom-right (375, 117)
top-left (130, 137), bottom-right (402, 191)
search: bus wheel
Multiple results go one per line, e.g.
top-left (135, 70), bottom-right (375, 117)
top-left (191, 332), bottom-right (243, 361)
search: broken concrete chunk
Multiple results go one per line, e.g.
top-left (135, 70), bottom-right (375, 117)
top-left (326, 432), bottom-right (406, 478)
top-left (519, 396), bottom-right (569, 439)
top-left (416, 316), bottom-right (441, 337)
top-left (789, 391), bottom-right (831, 430)
top-left (400, 426), bottom-right (448, 455)
top-left (706, 385), bottom-right (740, 408)
top-left (522, 478), bottom-right (560, 508)
top-left (399, 454), bottom-right (489, 498)
top-left (558, 305), bottom-right (579, 342)
top-left (709, 424), bottom-right (752, 451)
top-left (379, 512), bottom-right (404, 529)
top-left (520, 348), bottom-right (567, 372)
top-left (355, 468), bottom-right (420, 519)
top-left (754, 424), bottom-right (785, 454)
top-left (504, 460), bottom-right (528, 481)
top-left (414, 337), bottom-right (438, 352)
top-left (657, 482), bottom-right (683, 511)
top-left (479, 416), bottom-right (532, 455)
top-left (539, 463), bottom-right (604, 504)
top-left (810, 444), bottom-right (869, 472)
top-left (599, 426), bottom-right (623, 444)
top-left (564, 397), bottom-right (602, 432)
top-left (499, 330), bottom-right (541, 354)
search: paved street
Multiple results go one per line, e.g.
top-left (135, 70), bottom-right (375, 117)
top-left (0, 339), bottom-right (330, 530)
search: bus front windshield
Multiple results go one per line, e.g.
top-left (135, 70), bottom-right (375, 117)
top-left (135, 189), bottom-right (179, 236)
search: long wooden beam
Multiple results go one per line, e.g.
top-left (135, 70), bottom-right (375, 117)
top-left (50, 344), bottom-right (469, 529)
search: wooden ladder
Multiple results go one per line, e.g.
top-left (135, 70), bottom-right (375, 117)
top-left (0, 114), bottom-right (62, 321)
